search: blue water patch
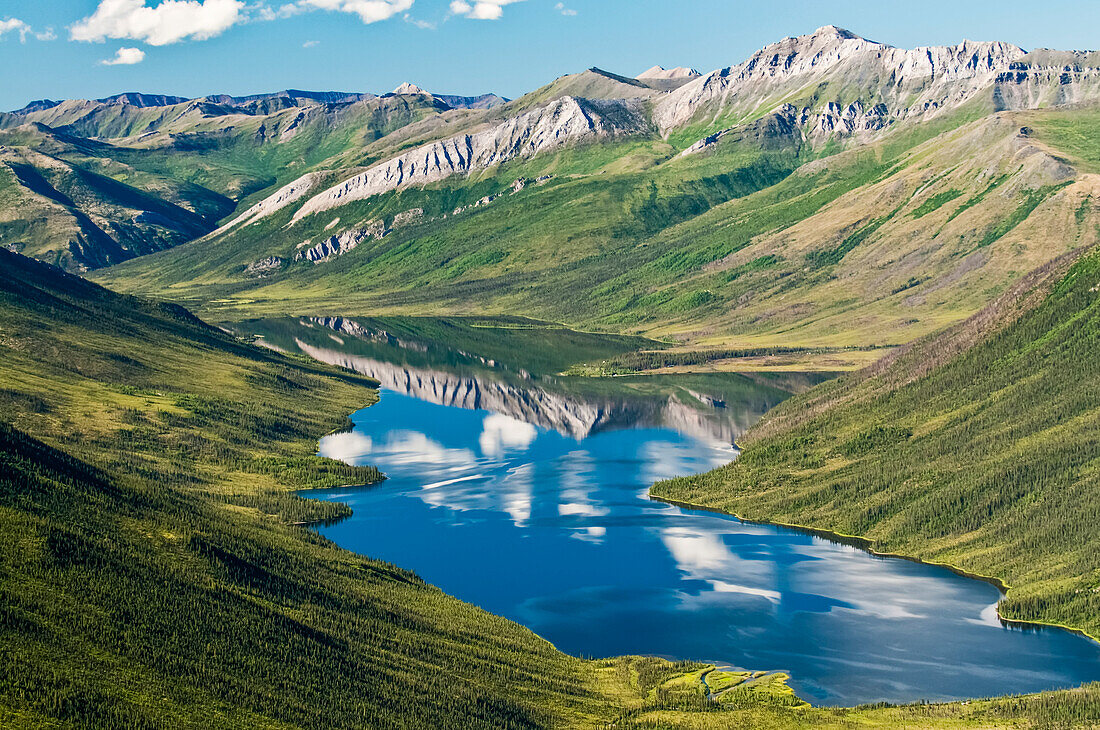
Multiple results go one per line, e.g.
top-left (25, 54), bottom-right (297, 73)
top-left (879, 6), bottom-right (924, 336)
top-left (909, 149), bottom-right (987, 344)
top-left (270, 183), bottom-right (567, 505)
top-left (306, 389), bottom-right (1100, 706)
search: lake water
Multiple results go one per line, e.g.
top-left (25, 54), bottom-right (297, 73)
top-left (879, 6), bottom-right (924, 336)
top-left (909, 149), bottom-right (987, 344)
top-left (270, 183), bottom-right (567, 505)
top-left (242, 317), bottom-right (1100, 706)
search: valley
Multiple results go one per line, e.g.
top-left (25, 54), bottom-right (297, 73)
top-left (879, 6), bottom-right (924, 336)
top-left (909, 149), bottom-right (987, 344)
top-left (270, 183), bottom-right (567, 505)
top-left (0, 27), bottom-right (1094, 365)
top-left (3, 17), bottom-right (1100, 729)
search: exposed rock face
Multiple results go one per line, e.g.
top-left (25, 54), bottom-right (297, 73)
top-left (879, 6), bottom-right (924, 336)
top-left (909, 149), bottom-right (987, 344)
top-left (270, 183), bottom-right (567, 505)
top-left (993, 56), bottom-right (1100, 110)
top-left (812, 99), bottom-right (889, 139)
top-left (391, 208), bottom-right (424, 227)
top-left (392, 82), bottom-right (429, 96)
top-left (215, 172), bottom-right (323, 235)
top-left (244, 256), bottom-right (284, 276)
top-left (655, 25), bottom-right (1028, 135)
top-left (291, 96), bottom-right (649, 222)
top-left (294, 220), bottom-right (386, 263)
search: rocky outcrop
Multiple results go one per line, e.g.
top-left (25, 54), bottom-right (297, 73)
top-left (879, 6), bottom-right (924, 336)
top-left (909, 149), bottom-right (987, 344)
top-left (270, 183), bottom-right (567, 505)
top-left (244, 256), bottom-right (284, 275)
top-left (391, 208), bottom-right (424, 227)
top-left (290, 96), bottom-right (649, 223)
top-left (811, 99), bottom-right (889, 139)
top-left (993, 54), bottom-right (1100, 111)
top-left (294, 220), bottom-right (386, 263)
top-left (655, 26), bottom-right (1028, 137)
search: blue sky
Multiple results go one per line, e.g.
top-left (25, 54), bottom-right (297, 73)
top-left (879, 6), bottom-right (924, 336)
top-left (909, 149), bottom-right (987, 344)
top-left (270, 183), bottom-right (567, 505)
top-left (2, 0), bottom-right (1099, 111)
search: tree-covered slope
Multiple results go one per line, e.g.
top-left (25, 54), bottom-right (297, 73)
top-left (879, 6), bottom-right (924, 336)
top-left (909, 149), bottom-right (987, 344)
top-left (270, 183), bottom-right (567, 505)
top-left (0, 248), bottom-right (620, 728)
top-left (654, 243), bottom-right (1100, 639)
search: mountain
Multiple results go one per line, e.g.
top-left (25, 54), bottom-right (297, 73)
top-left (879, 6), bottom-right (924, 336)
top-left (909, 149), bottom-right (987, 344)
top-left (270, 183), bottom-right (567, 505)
top-left (392, 81), bottom-right (429, 95)
top-left (636, 65), bottom-right (701, 91)
top-left (0, 26), bottom-right (1093, 363)
top-left (653, 26), bottom-right (1028, 134)
top-left (0, 123), bottom-right (230, 270)
top-left (0, 93), bottom-right (464, 270)
top-left (637, 65), bottom-right (701, 79)
top-left (286, 95), bottom-right (649, 222)
top-left (435, 92), bottom-right (509, 109)
top-left (0, 84), bottom-right (507, 271)
top-left (72, 27), bottom-right (1097, 367)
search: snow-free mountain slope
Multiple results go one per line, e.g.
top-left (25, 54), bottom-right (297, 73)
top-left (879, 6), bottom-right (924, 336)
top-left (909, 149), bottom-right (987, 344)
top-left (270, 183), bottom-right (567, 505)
top-left (0, 25), bottom-right (1095, 355)
top-left (289, 95), bottom-right (650, 223)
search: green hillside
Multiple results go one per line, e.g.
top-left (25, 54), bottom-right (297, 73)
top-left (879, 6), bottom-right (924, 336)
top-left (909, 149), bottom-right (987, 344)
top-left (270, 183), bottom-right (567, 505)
top-left (90, 104), bottom-right (1100, 366)
top-left (4, 246), bottom-right (1100, 729)
top-left (0, 27), bottom-right (1091, 361)
top-left (0, 247), bottom-right (605, 728)
top-left (655, 242), bottom-right (1100, 641)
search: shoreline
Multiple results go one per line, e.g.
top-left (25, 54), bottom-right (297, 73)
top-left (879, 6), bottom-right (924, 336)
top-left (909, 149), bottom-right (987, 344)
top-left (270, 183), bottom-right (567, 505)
top-left (649, 493), bottom-right (1100, 646)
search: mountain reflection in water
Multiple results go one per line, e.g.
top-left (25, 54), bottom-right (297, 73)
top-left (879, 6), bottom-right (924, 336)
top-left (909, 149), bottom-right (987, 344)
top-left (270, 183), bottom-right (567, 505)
top-left (235, 316), bottom-right (1100, 706)
top-left (243, 314), bottom-right (809, 444)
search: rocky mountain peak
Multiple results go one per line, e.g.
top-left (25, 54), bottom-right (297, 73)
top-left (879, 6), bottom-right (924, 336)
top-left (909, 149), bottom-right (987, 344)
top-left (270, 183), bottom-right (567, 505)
top-left (808, 25), bottom-right (863, 40)
top-left (653, 26), bottom-right (1028, 133)
top-left (392, 82), bottom-right (429, 96)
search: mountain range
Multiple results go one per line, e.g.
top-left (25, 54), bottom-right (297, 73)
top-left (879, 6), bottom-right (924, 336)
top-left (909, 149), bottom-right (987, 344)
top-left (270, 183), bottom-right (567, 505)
top-left (2, 25), bottom-right (1099, 363)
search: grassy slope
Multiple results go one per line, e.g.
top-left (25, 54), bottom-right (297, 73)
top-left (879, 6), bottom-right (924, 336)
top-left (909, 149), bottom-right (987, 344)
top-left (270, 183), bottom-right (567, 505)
top-left (91, 106), bottom-right (1100, 364)
top-left (654, 242), bottom-right (1100, 642)
top-left (0, 96), bottom-right (455, 272)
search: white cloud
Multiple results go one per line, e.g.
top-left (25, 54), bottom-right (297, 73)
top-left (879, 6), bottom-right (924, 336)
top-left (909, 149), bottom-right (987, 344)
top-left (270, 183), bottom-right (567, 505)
top-left (35, 28), bottom-right (58, 41)
top-left (72, 0), bottom-right (245, 46)
top-left (280, 0), bottom-right (414, 24)
top-left (709, 580), bottom-right (781, 603)
top-left (450, 0), bottom-right (524, 20)
top-left (101, 46), bottom-right (147, 64)
top-left (302, 38), bottom-right (319, 47)
top-left (554, 2), bottom-right (575, 15)
top-left (0, 18), bottom-right (31, 42)
top-left (72, 0), bottom-right (416, 49)
top-left (661, 527), bottom-right (731, 574)
top-left (404, 14), bottom-right (434, 29)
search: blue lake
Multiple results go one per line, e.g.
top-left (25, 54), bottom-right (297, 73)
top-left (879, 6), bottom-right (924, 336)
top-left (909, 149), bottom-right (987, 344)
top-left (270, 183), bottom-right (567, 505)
top-left (246, 317), bottom-right (1100, 706)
